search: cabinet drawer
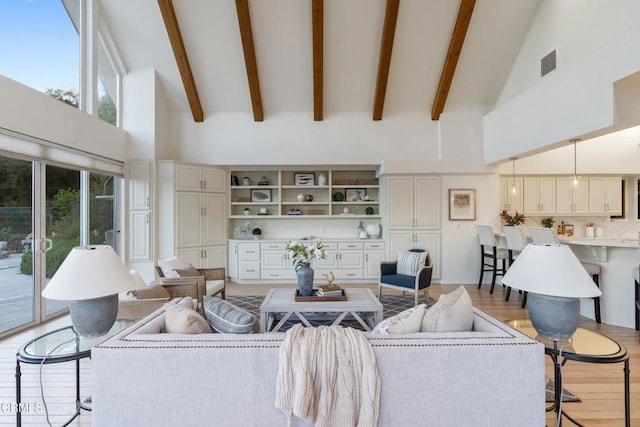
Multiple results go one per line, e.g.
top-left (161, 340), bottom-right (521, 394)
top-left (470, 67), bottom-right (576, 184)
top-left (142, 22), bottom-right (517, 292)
top-left (364, 242), bottom-right (385, 250)
top-left (238, 261), bottom-right (260, 279)
top-left (262, 242), bottom-right (287, 250)
top-left (339, 242), bottom-right (363, 250)
top-left (261, 270), bottom-right (296, 280)
top-left (239, 242), bottom-right (260, 260)
top-left (334, 270), bottom-right (363, 279)
top-left (320, 242), bottom-right (338, 250)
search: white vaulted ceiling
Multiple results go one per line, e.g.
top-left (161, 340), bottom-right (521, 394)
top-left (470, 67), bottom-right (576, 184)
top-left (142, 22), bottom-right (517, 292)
top-left (98, 0), bottom-right (540, 123)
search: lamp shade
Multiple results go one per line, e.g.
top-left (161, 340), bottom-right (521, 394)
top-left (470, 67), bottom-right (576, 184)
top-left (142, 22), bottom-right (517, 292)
top-left (502, 244), bottom-right (602, 298)
top-left (42, 245), bottom-right (135, 300)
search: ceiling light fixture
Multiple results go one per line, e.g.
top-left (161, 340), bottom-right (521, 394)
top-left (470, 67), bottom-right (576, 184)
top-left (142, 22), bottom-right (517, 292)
top-left (511, 158), bottom-right (518, 195)
top-left (570, 139), bottom-right (581, 189)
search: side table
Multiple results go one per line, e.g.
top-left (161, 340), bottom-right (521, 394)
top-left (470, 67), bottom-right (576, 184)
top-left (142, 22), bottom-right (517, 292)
top-left (507, 319), bottom-right (630, 427)
top-left (15, 319), bottom-right (133, 427)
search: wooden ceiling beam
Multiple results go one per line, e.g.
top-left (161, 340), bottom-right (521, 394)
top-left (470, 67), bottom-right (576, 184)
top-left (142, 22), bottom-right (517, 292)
top-left (157, 0), bottom-right (204, 122)
top-left (235, 0), bottom-right (264, 122)
top-left (372, 0), bottom-right (400, 121)
top-left (431, 0), bottom-right (476, 121)
top-left (312, 0), bottom-right (324, 121)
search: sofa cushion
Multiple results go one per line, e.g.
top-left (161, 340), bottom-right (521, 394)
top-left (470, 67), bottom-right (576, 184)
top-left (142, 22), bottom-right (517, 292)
top-left (396, 250), bottom-right (427, 276)
top-left (165, 303), bottom-right (212, 334)
top-left (127, 284), bottom-right (170, 300)
top-left (203, 296), bottom-right (258, 334)
top-left (175, 264), bottom-right (201, 277)
top-left (372, 303), bottom-right (427, 335)
top-left (421, 286), bottom-right (473, 332)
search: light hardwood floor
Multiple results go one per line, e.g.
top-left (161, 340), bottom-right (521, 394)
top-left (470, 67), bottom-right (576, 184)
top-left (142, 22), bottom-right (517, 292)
top-left (0, 283), bottom-right (638, 426)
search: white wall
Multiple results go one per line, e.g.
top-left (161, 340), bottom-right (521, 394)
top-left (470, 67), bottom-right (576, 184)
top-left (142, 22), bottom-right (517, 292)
top-left (0, 74), bottom-right (127, 163)
top-left (484, 0), bottom-right (640, 163)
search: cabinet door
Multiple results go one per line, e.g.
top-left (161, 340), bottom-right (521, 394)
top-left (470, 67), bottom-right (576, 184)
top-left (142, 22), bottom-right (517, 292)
top-left (387, 231), bottom-right (414, 259)
top-left (202, 193), bottom-right (226, 246)
top-left (522, 178), bottom-right (540, 214)
top-left (129, 160), bottom-right (151, 210)
top-left (364, 250), bottom-right (384, 279)
top-left (176, 247), bottom-right (203, 268)
top-left (387, 177), bottom-right (414, 229)
top-left (176, 165), bottom-right (204, 191)
top-left (202, 245), bottom-right (226, 269)
top-left (557, 178), bottom-right (588, 214)
top-left (500, 177), bottom-right (524, 213)
top-left (228, 241), bottom-right (239, 279)
top-left (129, 210), bottom-right (151, 261)
top-left (338, 251), bottom-right (363, 269)
top-left (538, 177), bottom-right (556, 215)
top-left (604, 178), bottom-right (622, 215)
top-left (176, 193), bottom-right (203, 247)
top-left (202, 168), bottom-right (226, 192)
top-left (414, 177), bottom-right (440, 228)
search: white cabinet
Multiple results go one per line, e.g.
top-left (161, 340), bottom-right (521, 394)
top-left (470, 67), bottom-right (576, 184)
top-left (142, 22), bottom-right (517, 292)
top-left (387, 177), bottom-right (439, 229)
top-left (387, 231), bottom-right (441, 279)
top-left (499, 177), bottom-right (524, 213)
top-left (556, 177), bottom-right (589, 215)
top-left (127, 160), bottom-right (152, 262)
top-left (157, 162), bottom-right (227, 269)
top-left (364, 241), bottom-right (385, 279)
top-left (588, 177), bottom-right (622, 215)
top-left (523, 177), bottom-right (556, 215)
top-left (261, 241), bottom-right (296, 280)
top-left (315, 242), bottom-right (364, 280)
top-left (176, 164), bottom-right (225, 192)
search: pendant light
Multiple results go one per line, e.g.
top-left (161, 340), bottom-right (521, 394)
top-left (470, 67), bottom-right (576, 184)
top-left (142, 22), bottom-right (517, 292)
top-left (570, 139), bottom-right (581, 189)
top-left (511, 158), bottom-right (518, 195)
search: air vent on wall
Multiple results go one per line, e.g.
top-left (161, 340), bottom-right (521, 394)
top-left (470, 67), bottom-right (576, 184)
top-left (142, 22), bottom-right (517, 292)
top-left (541, 50), bottom-right (556, 77)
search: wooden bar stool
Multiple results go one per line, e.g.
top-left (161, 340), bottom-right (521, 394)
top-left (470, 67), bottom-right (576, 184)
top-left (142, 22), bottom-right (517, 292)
top-left (476, 225), bottom-right (508, 294)
top-left (529, 227), bottom-right (602, 323)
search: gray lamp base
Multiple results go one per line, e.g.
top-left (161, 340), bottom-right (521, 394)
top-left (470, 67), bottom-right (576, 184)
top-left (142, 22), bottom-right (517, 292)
top-left (528, 293), bottom-right (580, 341)
top-left (69, 294), bottom-right (119, 338)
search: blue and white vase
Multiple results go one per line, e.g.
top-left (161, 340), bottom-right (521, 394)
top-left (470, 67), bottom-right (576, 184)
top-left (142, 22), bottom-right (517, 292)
top-left (296, 262), bottom-right (314, 296)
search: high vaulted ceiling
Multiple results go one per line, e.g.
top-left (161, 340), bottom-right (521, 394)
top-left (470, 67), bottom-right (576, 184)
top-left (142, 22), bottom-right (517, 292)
top-left (98, 0), bottom-right (539, 123)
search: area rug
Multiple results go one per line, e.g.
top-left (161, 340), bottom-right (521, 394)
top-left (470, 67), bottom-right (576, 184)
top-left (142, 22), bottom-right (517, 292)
top-left (226, 293), bottom-right (428, 331)
top-left (545, 377), bottom-right (581, 403)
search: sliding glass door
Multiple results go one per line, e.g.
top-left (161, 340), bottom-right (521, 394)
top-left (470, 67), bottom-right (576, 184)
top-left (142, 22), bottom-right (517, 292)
top-left (0, 156), bottom-right (34, 334)
top-left (0, 155), bottom-right (118, 337)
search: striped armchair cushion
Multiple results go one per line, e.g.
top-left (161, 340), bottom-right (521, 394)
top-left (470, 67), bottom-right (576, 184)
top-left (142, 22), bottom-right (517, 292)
top-left (396, 250), bottom-right (427, 276)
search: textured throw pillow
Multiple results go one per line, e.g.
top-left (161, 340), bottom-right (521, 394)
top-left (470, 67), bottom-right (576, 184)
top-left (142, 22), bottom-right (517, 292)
top-left (175, 264), bottom-right (201, 277)
top-left (165, 303), bottom-right (212, 334)
top-left (127, 284), bottom-right (170, 300)
top-left (372, 304), bottom-right (427, 335)
top-left (203, 296), bottom-right (258, 334)
top-left (396, 250), bottom-right (428, 276)
top-left (421, 286), bottom-right (473, 332)
top-left (158, 256), bottom-right (186, 276)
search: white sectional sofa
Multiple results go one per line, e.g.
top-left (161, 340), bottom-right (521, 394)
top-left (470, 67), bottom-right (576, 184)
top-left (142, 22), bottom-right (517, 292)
top-left (92, 305), bottom-right (545, 427)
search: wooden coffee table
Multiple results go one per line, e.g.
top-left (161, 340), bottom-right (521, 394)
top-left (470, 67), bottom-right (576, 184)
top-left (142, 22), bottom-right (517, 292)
top-left (260, 288), bottom-right (383, 332)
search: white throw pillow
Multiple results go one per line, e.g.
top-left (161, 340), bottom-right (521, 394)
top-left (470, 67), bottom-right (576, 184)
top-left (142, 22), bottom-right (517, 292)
top-left (372, 304), bottom-right (427, 335)
top-left (396, 250), bottom-right (428, 276)
top-left (165, 303), bottom-right (212, 334)
top-left (158, 256), bottom-right (186, 277)
top-left (421, 286), bottom-right (473, 332)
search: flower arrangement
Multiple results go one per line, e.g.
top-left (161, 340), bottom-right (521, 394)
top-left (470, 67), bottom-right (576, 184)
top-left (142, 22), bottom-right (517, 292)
top-left (285, 240), bottom-right (327, 267)
top-left (500, 210), bottom-right (526, 226)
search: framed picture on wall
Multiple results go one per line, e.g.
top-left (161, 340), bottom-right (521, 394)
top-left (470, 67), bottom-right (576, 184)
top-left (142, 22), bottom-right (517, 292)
top-left (449, 189), bottom-right (476, 220)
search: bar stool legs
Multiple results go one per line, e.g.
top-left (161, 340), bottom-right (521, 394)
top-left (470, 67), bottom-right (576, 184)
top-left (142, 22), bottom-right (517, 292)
top-left (592, 273), bottom-right (602, 324)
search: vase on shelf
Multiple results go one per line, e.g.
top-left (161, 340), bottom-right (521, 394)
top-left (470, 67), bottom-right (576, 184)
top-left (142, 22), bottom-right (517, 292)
top-left (295, 262), bottom-right (314, 296)
top-left (318, 173), bottom-right (327, 186)
top-left (366, 223), bottom-right (381, 238)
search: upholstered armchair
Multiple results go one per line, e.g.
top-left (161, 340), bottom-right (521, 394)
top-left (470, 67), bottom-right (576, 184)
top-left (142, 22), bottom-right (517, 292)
top-left (378, 248), bottom-right (433, 306)
top-left (117, 270), bottom-right (170, 321)
top-left (156, 257), bottom-right (226, 307)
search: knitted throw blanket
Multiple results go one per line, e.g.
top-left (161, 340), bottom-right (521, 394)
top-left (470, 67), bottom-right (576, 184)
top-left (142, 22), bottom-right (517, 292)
top-left (274, 324), bottom-right (380, 427)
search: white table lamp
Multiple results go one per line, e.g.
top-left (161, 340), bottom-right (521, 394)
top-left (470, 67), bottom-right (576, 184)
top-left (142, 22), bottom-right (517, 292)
top-left (502, 244), bottom-right (602, 341)
top-left (42, 245), bottom-right (136, 337)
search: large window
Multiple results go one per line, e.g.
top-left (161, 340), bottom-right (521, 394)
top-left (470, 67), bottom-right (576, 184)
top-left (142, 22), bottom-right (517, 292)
top-left (0, 0), bottom-right (80, 101)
